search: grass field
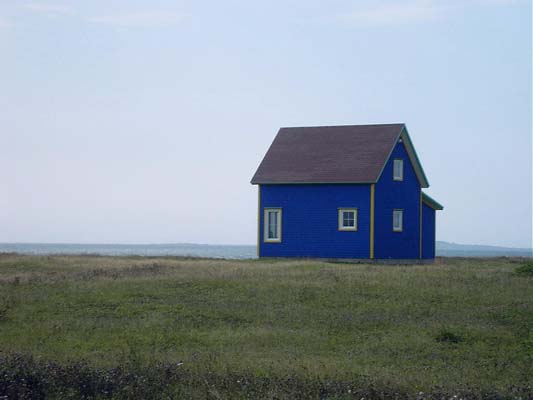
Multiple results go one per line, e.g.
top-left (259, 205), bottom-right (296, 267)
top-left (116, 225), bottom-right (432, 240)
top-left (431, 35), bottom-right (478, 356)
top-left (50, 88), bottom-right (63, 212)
top-left (0, 254), bottom-right (530, 399)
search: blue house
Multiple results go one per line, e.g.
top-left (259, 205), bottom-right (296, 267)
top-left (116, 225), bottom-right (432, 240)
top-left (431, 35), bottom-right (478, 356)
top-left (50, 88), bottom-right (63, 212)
top-left (251, 124), bottom-right (443, 261)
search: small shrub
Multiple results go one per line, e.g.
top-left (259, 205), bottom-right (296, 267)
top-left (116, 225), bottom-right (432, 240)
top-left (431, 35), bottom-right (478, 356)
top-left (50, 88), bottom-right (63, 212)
top-left (514, 262), bottom-right (533, 276)
top-left (435, 329), bottom-right (463, 344)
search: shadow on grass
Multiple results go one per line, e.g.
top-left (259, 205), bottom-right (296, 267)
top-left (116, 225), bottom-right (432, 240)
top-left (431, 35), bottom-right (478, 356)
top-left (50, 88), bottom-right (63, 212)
top-left (0, 353), bottom-right (527, 400)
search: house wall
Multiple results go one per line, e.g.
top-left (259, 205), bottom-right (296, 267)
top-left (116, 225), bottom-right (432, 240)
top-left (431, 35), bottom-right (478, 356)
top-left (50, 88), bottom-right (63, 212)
top-left (259, 184), bottom-right (370, 258)
top-left (422, 203), bottom-right (436, 259)
top-left (374, 140), bottom-right (421, 259)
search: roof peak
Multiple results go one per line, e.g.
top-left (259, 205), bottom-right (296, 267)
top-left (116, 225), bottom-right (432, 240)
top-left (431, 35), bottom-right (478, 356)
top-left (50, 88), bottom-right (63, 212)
top-left (280, 123), bottom-right (405, 130)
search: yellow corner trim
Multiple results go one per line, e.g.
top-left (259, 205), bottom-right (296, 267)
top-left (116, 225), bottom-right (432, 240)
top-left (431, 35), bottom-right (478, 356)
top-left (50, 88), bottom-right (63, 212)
top-left (257, 185), bottom-right (261, 257)
top-left (419, 191), bottom-right (422, 259)
top-left (370, 184), bottom-right (375, 259)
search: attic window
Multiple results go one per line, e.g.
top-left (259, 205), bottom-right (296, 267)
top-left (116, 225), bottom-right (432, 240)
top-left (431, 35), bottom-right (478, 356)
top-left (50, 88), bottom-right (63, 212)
top-left (393, 159), bottom-right (404, 181)
top-left (264, 208), bottom-right (282, 242)
top-left (338, 208), bottom-right (358, 231)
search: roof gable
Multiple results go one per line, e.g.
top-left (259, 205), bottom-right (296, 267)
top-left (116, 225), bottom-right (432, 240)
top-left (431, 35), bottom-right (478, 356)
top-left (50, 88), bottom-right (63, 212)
top-left (251, 123), bottom-right (429, 188)
top-left (375, 126), bottom-right (429, 188)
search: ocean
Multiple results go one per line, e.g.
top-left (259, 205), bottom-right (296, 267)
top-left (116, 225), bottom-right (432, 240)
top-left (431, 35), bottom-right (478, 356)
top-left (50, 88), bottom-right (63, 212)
top-left (0, 242), bottom-right (530, 259)
top-left (0, 243), bottom-right (257, 259)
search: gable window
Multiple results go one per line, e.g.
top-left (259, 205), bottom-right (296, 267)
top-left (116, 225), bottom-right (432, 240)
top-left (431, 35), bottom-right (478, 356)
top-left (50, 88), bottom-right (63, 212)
top-left (393, 159), bottom-right (404, 181)
top-left (338, 208), bottom-right (358, 231)
top-left (393, 209), bottom-right (403, 232)
top-left (264, 208), bottom-right (282, 242)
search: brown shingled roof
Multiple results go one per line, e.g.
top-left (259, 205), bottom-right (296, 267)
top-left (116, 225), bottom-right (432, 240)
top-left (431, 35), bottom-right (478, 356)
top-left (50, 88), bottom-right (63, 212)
top-left (251, 123), bottom-right (430, 185)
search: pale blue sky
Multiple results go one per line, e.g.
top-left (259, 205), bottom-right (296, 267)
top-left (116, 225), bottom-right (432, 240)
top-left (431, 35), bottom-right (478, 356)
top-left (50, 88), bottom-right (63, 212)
top-left (1, 0), bottom-right (531, 247)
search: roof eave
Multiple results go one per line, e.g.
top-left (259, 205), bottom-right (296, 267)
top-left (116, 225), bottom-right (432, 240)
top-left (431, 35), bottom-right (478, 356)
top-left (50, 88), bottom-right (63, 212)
top-left (421, 192), bottom-right (444, 210)
top-left (399, 126), bottom-right (430, 188)
top-left (251, 181), bottom-right (376, 185)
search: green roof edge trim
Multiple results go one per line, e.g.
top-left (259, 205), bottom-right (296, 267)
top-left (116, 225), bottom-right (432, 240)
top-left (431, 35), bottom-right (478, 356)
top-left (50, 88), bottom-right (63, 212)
top-left (421, 192), bottom-right (444, 210)
top-left (400, 126), bottom-right (430, 188)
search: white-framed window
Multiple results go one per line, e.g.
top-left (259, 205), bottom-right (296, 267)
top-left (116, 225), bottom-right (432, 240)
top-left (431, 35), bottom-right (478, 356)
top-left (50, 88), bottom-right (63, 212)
top-left (264, 208), bottom-right (282, 242)
top-left (393, 159), bottom-right (404, 181)
top-left (393, 209), bottom-right (403, 232)
top-left (338, 208), bottom-right (358, 231)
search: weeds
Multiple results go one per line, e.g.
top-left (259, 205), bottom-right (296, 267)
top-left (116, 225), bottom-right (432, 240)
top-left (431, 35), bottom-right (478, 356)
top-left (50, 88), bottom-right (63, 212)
top-left (0, 353), bottom-right (525, 399)
top-left (0, 255), bottom-right (530, 397)
top-left (514, 262), bottom-right (533, 276)
top-left (435, 329), bottom-right (463, 344)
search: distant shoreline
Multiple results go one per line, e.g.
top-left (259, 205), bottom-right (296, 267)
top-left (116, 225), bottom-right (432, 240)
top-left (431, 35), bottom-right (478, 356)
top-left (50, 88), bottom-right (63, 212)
top-left (0, 241), bottom-right (531, 259)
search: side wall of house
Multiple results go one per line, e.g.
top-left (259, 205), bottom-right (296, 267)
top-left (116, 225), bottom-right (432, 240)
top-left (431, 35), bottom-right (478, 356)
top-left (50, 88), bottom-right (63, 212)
top-left (422, 203), bottom-right (436, 259)
top-left (259, 184), bottom-right (370, 258)
top-left (374, 140), bottom-right (421, 259)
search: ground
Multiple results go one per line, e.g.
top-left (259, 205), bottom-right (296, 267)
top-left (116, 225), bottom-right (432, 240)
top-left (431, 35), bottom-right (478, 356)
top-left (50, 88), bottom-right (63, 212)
top-left (0, 254), bottom-right (530, 399)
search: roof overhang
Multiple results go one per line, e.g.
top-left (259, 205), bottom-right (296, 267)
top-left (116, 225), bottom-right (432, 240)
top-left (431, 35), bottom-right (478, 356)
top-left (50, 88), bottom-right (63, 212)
top-left (421, 192), bottom-right (443, 210)
top-left (250, 124), bottom-right (431, 187)
top-left (375, 125), bottom-right (429, 188)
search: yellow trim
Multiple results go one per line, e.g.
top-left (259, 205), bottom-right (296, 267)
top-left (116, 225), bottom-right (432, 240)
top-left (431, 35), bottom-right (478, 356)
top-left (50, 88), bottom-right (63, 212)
top-left (370, 184), bottom-right (375, 259)
top-left (419, 191), bottom-right (422, 259)
top-left (257, 185), bottom-right (261, 257)
top-left (434, 212), bottom-right (437, 258)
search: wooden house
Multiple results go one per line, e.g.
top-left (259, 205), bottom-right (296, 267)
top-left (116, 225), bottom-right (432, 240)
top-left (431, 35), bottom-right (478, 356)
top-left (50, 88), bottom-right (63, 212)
top-left (251, 124), bottom-right (443, 261)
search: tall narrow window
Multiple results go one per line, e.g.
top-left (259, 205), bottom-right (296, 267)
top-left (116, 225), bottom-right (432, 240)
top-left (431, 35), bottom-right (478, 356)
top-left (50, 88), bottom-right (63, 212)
top-left (264, 208), bottom-right (282, 242)
top-left (393, 159), bottom-right (404, 181)
top-left (393, 209), bottom-right (403, 232)
top-left (338, 208), bottom-right (358, 231)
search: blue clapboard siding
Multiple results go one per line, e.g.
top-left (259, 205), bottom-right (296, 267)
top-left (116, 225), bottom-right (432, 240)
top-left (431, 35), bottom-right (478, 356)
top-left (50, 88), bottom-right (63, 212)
top-left (374, 140), bottom-right (421, 259)
top-left (260, 184), bottom-right (370, 258)
top-left (422, 203), bottom-right (436, 259)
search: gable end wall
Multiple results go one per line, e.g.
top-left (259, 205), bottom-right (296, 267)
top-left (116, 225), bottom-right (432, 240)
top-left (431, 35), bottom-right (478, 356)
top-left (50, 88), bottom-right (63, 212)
top-left (374, 140), bottom-right (421, 259)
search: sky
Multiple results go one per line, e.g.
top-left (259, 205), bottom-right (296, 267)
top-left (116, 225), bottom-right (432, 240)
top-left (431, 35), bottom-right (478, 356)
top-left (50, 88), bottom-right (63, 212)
top-left (0, 0), bottom-right (531, 247)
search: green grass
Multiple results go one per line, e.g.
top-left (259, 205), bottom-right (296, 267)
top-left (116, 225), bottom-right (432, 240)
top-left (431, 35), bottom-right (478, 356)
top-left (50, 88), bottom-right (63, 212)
top-left (0, 254), bottom-right (530, 398)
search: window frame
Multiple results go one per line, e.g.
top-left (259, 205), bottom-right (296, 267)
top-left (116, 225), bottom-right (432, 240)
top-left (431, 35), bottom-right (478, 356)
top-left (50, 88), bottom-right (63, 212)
top-left (264, 208), bottom-right (282, 243)
top-left (338, 208), bottom-right (358, 231)
top-left (392, 209), bottom-right (403, 232)
top-left (393, 159), bottom-right (404, 181)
